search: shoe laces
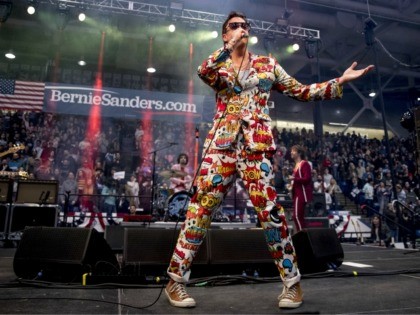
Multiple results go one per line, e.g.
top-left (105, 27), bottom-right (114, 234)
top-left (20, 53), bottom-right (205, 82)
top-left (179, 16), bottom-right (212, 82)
top-left (283, 285), bottom-right (298, 300)
top-left (171, 282), bottom-right (190, 300)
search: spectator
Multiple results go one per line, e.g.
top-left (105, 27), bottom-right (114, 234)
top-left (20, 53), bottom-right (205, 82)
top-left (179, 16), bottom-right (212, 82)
top-left (362, 179), bottom-right (375, 216)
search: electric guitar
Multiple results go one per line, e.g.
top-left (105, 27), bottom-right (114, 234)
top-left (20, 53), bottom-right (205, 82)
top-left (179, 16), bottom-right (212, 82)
top-left (0, 144), bottom-right (25, 158)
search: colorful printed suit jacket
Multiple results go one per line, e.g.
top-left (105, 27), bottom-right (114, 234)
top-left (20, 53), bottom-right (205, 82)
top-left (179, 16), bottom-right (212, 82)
top-left (197, 47), bottom-right (343, 152)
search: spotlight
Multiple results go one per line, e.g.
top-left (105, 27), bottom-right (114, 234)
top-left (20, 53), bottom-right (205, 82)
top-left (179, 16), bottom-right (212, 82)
top-left (211, 31), bottom-right (218, 38)
top-left (26, 0), bottom-right (38, 15)
top-left (250, 36), bottom-right (258, 45)
top-left (168, 24), bottom-right (176, 32)
top-left (369, 90), bottom-right (376, 98)
top-left (78, 12), bottom-right (86, 22)
top-left (0, 0), bottom-right (13, 22)
top-left (5, 50), bottom-right (15, 59)
top-left (147, 67), bottom-right (156, 73)
top-left (78, 58), bottom-right (86, 66)
top-left (292, 43), bottom-right (300, 51)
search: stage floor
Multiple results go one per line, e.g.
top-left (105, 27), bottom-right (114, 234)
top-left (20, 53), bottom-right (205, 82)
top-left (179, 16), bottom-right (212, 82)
top-left (0, 241), bottom-right (419, 314)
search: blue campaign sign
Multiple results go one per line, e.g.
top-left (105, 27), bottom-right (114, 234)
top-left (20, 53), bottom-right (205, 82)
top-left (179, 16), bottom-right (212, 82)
top-left (43, 83), bottom-right (204, 122)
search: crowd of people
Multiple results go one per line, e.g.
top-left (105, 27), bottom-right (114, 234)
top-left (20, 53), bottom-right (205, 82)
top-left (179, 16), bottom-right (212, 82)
top-left (1, 110), bottom-right (419, 220)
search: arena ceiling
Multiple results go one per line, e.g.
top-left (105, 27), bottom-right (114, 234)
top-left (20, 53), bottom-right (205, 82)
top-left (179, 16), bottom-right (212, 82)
top-left (1, 0), bottom-right (420, 136)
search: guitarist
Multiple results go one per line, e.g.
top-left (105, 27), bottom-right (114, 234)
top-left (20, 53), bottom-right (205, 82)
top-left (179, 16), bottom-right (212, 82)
top-left (289, 145), bottom-right (313, 233)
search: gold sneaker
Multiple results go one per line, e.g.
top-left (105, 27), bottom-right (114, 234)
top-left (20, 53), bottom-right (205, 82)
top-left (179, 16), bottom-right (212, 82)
top-left (278, 282), bottom-right (303, 309)
top-left (165, 279), bottom-right (196, 308)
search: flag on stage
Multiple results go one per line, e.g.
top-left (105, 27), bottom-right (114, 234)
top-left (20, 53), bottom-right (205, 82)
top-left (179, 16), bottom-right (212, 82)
top-left (0, 79), bottom-right (45, 111)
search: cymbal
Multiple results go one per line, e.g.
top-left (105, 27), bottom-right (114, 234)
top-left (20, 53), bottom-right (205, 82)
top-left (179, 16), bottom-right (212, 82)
top-left (159, 169), bottom-right (188, 178)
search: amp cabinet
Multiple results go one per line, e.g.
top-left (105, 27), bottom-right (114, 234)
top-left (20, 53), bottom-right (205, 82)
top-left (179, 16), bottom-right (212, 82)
top-left (8, 204), bottom-right (60, 240)
top-left (0, 204), bottom-right (9, 240)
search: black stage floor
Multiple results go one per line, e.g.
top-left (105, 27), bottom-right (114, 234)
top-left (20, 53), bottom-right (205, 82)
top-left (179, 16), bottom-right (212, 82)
top-left (1, 238), bottom-right (420, 314)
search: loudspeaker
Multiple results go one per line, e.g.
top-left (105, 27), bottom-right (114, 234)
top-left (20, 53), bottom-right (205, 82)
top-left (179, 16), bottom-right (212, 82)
top-left (0, 204), bottom-right (9, 240)
top-left (123, 228), bottom-right (209, 265)
top-left (15, 180), bottom-right (58, 204)
top-left (13, 227), bottom-right (119, 282)
top-left (208, 229), bottom-right (272, 264)
top-left (8, 204), bottom-right (59, 240)
top-left (292, 228), bottom-right (344, 274)
top-left (0, 179), bottom-right (12, 203)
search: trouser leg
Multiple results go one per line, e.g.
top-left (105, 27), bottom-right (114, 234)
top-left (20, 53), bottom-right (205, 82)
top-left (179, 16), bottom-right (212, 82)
top-left (167, 150), bottom-right (236, 282)
top-left (238, 151), bottom-right (301, 288)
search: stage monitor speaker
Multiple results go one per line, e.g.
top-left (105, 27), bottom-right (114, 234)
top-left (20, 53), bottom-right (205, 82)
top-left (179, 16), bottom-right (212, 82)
top-left (292, 228), bottom-right (344, 274)
top-left (0, 179), bottom-right (12, 203)
top-left (123, 228), bottom-right (209, 265)
top-left (13, 227), bottom-right (119, 282)
top-left (208, 229), bottom-right (272, 264)
top-left (8, 204), bottom-right (59, 240)
top-left (15, 180), bottom-right (58, 204)
top-left (0, 204), bottom-right (9, 240)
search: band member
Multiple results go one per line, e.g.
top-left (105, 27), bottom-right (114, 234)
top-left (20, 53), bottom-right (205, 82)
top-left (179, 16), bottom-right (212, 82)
top-left (289, 145), bottom-right (313, 232)
top-left (164, 11), bottom-right (373, 310)
top-left (169, 153), bottom-right (193, 193)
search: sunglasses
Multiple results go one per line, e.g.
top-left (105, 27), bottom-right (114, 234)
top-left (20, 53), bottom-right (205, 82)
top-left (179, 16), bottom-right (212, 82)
top-left (227, 22), bottom-right (251, 31)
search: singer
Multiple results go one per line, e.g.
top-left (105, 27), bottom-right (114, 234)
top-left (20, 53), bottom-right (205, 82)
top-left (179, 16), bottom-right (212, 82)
top-left (165, 11), bottom-right (374, 310)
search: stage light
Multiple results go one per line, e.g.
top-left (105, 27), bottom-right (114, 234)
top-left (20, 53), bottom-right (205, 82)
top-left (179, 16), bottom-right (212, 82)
top-left (292, 43), bottom-right (300, 51)
top-left (369, 90), bottom-right (376, 98)
top-left (147, 67), bottom-right (156, 73)
top-left (78, 58), bottom-right (86, 66)
top-left (250, 36), bottom-right (258, 45)
top-left (168, 24), bottom-right (176, 32)
top-left (0, 0), bottom-right (13, 22)
top-left (26, 0), bottom-right (38, 15)
top-left (5, 50), bottom-right (15, 59)
top-left (78, 12), bottom-right (86, 22)
top-left (211, 31), bottom-right (218, 38)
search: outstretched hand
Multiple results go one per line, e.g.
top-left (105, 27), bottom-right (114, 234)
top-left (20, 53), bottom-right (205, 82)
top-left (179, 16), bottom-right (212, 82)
top-left (339, 62), bottom-right (374, 85)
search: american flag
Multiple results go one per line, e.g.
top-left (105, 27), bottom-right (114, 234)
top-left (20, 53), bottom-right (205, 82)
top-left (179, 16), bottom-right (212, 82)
top-left (0, 79), bottom-right (45, 111)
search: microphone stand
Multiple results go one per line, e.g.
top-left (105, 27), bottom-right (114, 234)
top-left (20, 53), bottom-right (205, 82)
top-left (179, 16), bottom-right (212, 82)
top-left (149, 142), bottom-right (177, 219)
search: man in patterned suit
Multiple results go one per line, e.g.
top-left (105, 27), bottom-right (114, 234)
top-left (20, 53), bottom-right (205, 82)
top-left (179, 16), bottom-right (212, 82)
top-left (165, 10), bottom-right (374, 310)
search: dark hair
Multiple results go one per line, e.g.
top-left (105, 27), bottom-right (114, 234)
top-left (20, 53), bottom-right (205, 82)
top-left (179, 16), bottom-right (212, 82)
top-left (177, 153), bottom-right (188, 164)
top-left (222, 11), bottom-right (248, 36)
top-left (291, 144), bottom-right (306, 160)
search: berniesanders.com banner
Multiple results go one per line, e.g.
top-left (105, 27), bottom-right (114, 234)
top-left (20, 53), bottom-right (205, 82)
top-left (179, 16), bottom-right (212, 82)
top-left (43, 83), bottom-right (204, 122)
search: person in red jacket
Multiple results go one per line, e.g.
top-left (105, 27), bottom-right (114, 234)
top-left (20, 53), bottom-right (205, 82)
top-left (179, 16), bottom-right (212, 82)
top-left (290, 145), bottom-right (313, 232)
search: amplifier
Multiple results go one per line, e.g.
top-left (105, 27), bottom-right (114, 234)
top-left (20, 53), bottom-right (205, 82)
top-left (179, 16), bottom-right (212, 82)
top-left (0, 204), bottom-right (9, 240)
top-left (8, 204), bottom-right (60, 240)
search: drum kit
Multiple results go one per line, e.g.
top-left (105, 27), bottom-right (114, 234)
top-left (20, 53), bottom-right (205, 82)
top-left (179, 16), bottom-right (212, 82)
top-left (155, 168), bottom-right (191, 221)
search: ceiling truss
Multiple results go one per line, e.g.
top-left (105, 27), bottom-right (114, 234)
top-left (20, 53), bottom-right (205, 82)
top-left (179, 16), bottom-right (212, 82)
top-left (38, 0), bottom-right (320, 39)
